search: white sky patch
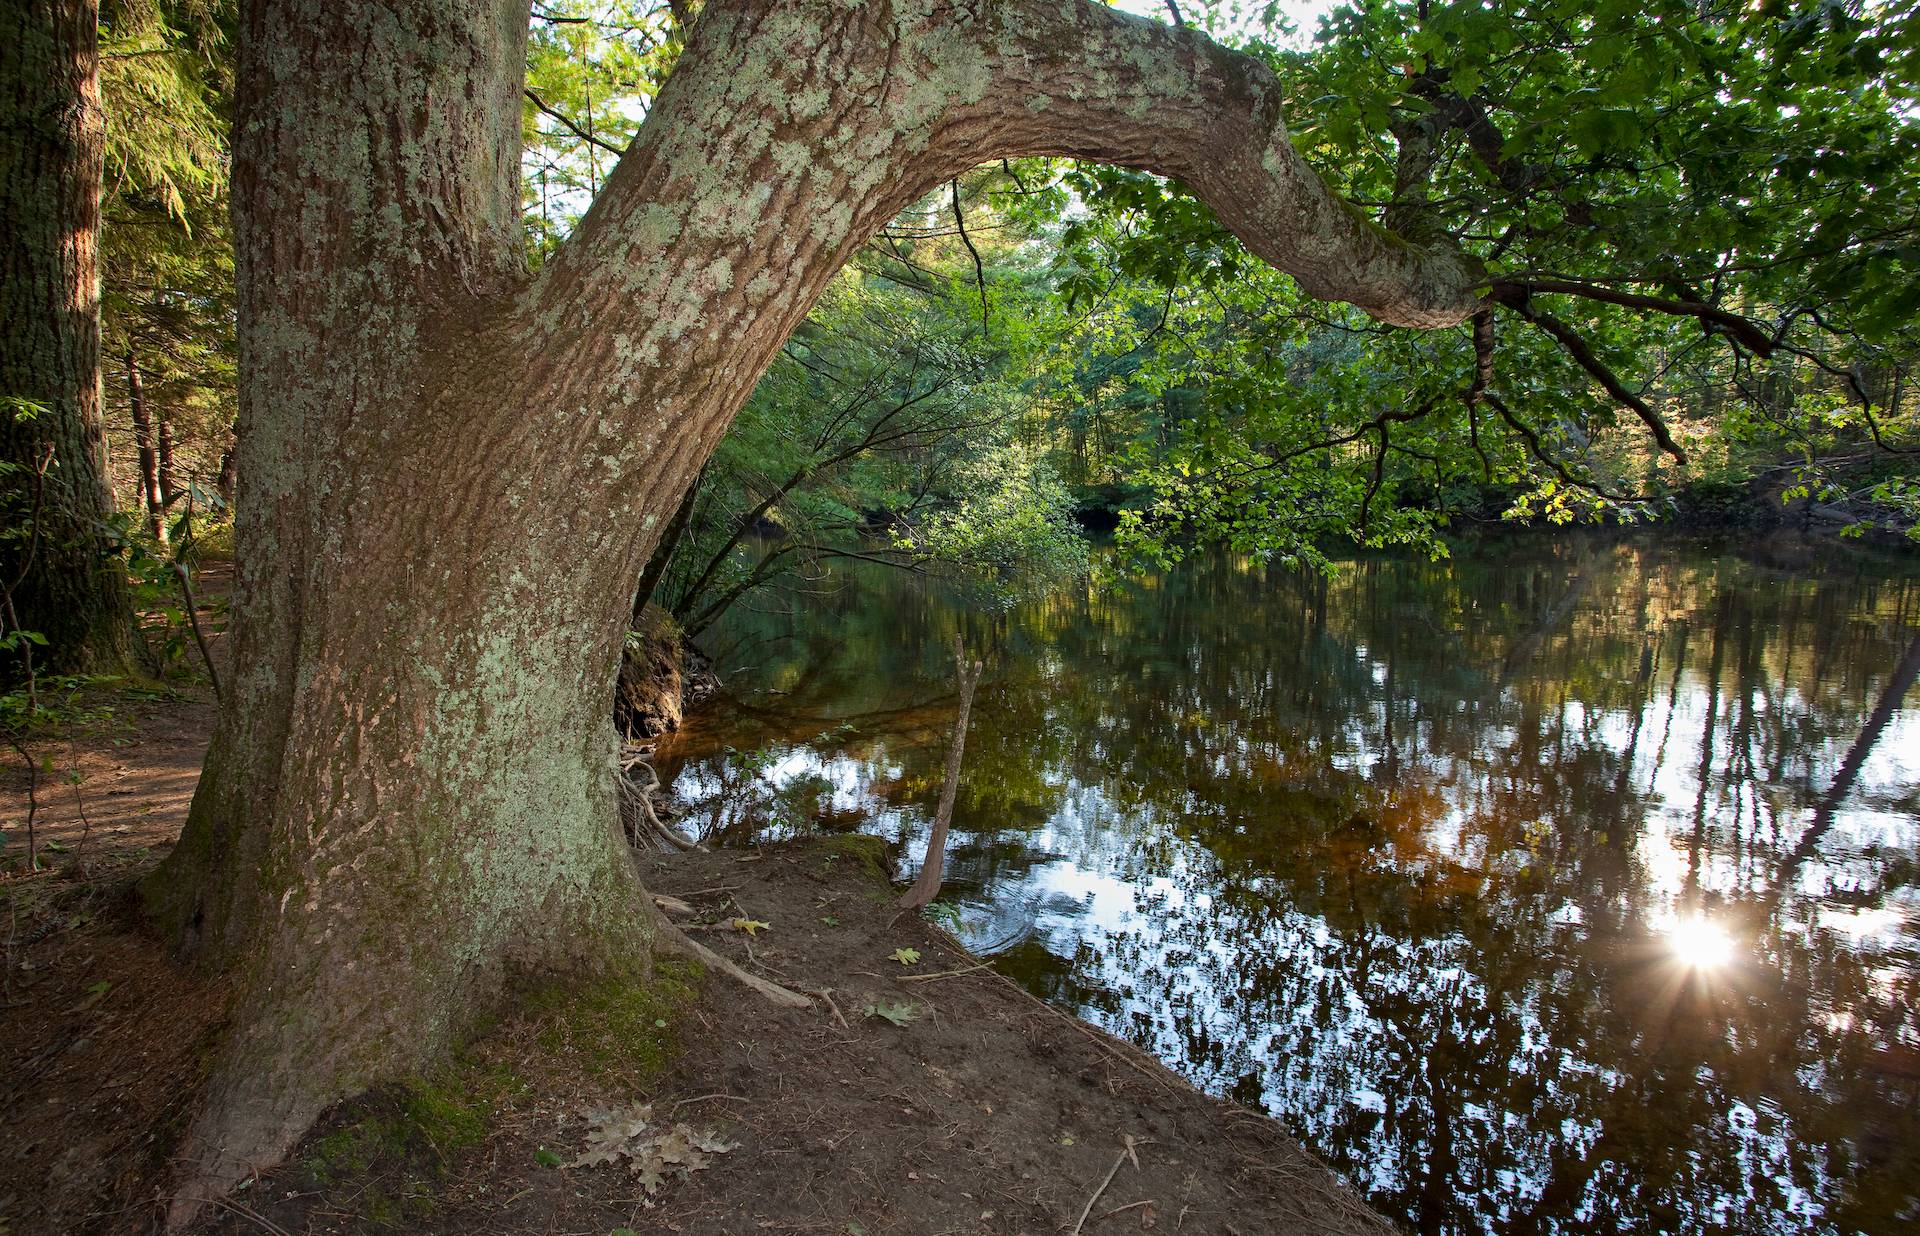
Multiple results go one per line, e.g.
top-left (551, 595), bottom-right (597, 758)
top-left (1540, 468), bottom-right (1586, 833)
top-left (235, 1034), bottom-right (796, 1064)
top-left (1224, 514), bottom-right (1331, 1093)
top-left (1112, 0), bottom-right (1344, 49)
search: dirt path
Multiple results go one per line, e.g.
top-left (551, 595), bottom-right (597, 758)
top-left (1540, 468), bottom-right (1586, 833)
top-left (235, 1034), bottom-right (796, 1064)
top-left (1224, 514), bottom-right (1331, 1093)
top-left (1, 692), bottom-right (1395, 1236)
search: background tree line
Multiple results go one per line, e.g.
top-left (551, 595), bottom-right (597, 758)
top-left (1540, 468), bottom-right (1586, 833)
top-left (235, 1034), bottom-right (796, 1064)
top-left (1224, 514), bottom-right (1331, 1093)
top-left (6, 0), bottom-right (1918, 685)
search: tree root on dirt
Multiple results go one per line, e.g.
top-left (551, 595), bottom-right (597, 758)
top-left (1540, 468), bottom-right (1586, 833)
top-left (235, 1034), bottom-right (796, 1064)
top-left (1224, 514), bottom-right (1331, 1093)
top-left (618, 749), bottom-right (804, 1009)
top-left (643, 896), bottom-right (812, 1010)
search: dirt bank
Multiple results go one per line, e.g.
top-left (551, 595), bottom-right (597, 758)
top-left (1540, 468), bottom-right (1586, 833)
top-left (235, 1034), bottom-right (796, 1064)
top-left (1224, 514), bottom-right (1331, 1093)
top-left (1, 692), bottom-right (1394, 1235)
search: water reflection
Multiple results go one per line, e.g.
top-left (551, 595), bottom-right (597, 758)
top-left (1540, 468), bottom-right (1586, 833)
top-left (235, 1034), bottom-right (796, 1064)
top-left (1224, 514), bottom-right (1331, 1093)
top-left (656, 535), bottom-right (1920, 1235)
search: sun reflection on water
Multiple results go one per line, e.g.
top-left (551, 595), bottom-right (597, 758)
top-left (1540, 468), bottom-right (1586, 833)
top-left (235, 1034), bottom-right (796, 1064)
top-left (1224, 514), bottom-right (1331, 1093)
top-left (1666, 913), bottom-right (1735, 970)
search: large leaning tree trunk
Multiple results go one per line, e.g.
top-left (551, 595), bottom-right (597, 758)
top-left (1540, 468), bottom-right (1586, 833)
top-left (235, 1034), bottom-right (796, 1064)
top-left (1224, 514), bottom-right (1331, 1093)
top-left (0, 0), bottom-right (143, 676)
top-left (145, 0), bottom-right (1479, 1219)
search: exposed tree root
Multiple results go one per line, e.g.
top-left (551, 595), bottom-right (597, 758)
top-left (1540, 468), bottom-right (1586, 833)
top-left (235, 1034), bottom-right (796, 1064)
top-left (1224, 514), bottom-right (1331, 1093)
top-left (641, 892), bottom-right (811, 1010)
top-left (618, 758), bottom-right (703, 853)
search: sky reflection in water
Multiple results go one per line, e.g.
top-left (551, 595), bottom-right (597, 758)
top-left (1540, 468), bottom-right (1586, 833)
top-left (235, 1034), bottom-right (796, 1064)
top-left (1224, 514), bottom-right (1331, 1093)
top-left (655, 535), bottom-right (1920, 1235)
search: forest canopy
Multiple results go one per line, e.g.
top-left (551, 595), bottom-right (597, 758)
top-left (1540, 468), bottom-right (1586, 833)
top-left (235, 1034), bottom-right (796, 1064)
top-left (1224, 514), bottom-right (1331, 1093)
top-left (28, 0), bottom-right (1918, 662)
top-left (523, 0), bottom-right (1920, 617)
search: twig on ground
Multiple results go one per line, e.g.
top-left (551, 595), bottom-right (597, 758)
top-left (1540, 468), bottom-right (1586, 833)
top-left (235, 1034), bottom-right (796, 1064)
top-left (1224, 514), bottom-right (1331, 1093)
top-left (1070, 1135), bottom-right (1141, 1235)
top-left (671, 1093), bottom-right (747, 1113)
top-left (805, 986), bottom-right (850, 1029)
top-left (899, 960), bottom-right (994, 983)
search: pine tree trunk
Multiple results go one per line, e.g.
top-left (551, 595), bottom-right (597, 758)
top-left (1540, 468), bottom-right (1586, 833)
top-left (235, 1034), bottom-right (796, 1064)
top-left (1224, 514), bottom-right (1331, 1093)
top-left (215, 427), bottom-right (237, 503)
top-left (0, 0), bottom-right (141, 675)
top-left (145, 0), bottom-right (1478, 1219)
top-left (127, 348), bottom-right (165, 541)
top-left (155, 406), bottom-right (178, 506)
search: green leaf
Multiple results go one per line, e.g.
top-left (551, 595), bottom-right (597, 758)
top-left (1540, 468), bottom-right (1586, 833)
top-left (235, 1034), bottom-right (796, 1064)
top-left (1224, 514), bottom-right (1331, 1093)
top-left (862, 1000), bottom-right (919, 1026)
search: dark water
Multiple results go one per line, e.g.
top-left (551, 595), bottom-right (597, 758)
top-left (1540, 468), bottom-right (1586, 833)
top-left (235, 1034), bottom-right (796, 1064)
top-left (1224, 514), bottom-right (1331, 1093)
top-left (654, 535), bottom-right (1920, 1235)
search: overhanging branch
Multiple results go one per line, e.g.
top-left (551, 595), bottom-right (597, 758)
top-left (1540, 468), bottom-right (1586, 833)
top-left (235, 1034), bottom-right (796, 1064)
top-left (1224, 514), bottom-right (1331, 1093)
top-left (1502, 299), bottom-right (1689, 463)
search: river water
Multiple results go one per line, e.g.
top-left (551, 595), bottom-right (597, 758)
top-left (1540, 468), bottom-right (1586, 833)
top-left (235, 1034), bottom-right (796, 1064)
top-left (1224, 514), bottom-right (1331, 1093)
top-left (653, 534), bottom-right (1920, 1235)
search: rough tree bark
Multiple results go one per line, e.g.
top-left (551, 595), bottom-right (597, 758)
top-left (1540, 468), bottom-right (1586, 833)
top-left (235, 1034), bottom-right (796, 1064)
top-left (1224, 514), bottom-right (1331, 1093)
top-left (0, 0), bottom-right (143, 675)
top-left (898, 636), bottom-right (983, 911)
top-left (144, 0), bottom-right (1479, 1220)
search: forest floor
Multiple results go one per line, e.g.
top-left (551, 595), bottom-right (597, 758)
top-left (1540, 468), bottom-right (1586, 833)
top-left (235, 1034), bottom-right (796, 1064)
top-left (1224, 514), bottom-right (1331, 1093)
top-left (0, 667), bottom-right (1395, 1236)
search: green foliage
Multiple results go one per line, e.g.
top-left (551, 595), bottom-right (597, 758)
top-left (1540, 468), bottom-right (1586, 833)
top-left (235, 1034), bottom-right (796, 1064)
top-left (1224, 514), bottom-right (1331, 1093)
top-left (894, 439), bottom-right (1087, 590)
top-left (522, 1), bottom-right (684, 263)
top-left (655, 257), bottom-right (1089, 634)
top-left (97, 1), bottom-right (238, 540)
top-left (100, 1), bottom-right (229, 224)
top-left (1044, 0), bottom-right (1920, 556)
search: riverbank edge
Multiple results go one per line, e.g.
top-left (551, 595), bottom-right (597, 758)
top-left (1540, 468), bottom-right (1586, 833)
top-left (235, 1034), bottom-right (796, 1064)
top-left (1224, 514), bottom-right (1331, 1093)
top-left (0, 683), bottom-right (1402, 1235)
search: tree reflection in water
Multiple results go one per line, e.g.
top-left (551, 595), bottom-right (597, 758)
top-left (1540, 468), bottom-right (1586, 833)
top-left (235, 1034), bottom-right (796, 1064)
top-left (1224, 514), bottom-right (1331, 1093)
top-left (656, 535), bottom-right (1920, 1235)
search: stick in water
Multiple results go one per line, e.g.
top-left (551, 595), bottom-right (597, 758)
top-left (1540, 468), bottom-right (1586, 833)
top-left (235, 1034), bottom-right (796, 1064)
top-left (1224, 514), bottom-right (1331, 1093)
top-left (897, 634), bottom-right (983, 910)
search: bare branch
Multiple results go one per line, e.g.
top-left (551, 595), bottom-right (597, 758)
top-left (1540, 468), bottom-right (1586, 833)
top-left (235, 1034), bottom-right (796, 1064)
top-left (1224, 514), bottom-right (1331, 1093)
top-left (950, 179), bottom-right (990, 339)
top-left (1483, 391), bottom-right (1633, 503)
top-left (524, 87), bottom-right (628, 158)
top-left (1506, 301), bottom-right (1688, 463)
top-left (1494, 278), bottom-right (1774, 358)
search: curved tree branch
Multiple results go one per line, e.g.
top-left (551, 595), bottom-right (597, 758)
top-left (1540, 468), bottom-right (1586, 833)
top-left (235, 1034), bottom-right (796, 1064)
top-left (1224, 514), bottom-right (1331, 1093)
top-left (1501, 299), bottom-right (1689, 463)
top-left (1483, 390), bottom-right (1633, 503)
top-left (973, 2), bottom-right (1481, 328)
top-left (545, 0), bottom-right (1481, 366)
top-left (1493, 277), bottom-right (1775, 358)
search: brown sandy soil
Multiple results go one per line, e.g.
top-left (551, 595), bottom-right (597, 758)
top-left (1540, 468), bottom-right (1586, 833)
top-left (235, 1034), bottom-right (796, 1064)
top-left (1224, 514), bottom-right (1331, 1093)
top-left (1, 682), bottom-right (1394, 1236)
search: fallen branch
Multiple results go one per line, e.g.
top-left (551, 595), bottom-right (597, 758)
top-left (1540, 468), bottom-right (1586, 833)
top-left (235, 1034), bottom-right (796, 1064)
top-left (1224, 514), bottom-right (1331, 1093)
top-left (899, 960), bottom-right (994, 983)
top-left (1070, 1136), bottom-right (1141, 1235)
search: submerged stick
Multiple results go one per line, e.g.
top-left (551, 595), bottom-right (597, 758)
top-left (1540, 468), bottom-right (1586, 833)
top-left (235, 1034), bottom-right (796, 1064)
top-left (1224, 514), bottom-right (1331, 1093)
top-left (897, 635), bottom-right (983, 911)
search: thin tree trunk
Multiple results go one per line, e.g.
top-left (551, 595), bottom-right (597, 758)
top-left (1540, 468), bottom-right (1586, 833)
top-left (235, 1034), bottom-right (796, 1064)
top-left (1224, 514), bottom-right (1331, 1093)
top-left (156, 407), bottom-right (179, 506)
top-left (898, 636), bottom-right (983, 911)
top-left (0, 0), bottom-right (142, 676)
top-left (214, 426), bottom-right (237, 504)
top-left (128, 348), bottom-right (166, 541)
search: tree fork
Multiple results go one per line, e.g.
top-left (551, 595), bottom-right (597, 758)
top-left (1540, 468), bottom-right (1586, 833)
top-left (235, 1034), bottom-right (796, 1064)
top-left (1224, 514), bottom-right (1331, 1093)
top-left (152, 0), bottom-right (1480, 1224)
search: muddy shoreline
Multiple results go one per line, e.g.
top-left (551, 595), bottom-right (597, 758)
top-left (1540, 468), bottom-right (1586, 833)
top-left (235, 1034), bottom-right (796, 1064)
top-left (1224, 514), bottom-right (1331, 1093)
top-left (0, 687), bottom-right (1399, 1234)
